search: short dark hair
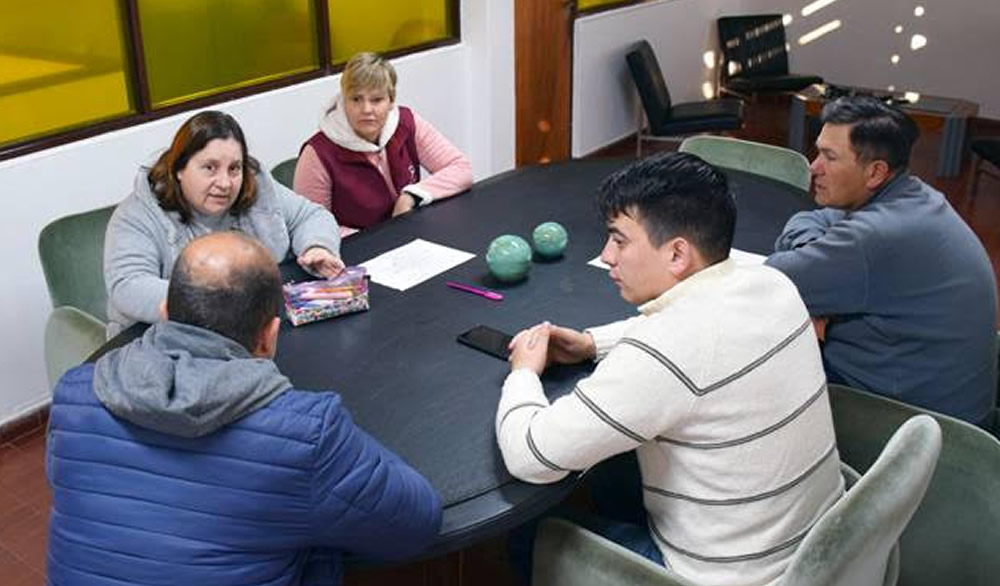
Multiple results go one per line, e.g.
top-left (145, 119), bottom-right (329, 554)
top-left (149, 110), bottom-right (262, 224)
top-left (820, 96), bottom-right (919, 172)
top-left (166, 233), bottom-right (282, 351)
top-left (597, 152), bottom-right (735, 263)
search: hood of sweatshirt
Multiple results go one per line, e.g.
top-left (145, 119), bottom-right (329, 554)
top-left (93, 321), bottom-right (292, 438)
top-left (318, 92), bottom-right (400, 153)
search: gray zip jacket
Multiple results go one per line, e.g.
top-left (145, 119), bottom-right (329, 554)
top-left (104, 166), bottom-right (341, 337)
top-left (766, 173), bottom-right (997, 425)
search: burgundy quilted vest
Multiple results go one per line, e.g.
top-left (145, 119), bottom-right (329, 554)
top-left (304, 106), bottom-right (420, 229)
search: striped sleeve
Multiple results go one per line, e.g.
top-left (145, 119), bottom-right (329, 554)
top-left (586, 315), bottom-right (643, 360)
top-left (496, 337), bottom-right (696, 484)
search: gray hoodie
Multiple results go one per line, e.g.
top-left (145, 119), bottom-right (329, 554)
top-left (94, 321), bottom-right (292, 438)
top-left (104, 166), bottom-right (341, 337)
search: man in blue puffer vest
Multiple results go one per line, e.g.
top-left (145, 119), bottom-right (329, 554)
top-left (46, 231), bottom-right (442, 585)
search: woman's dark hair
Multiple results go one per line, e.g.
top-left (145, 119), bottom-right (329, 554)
top-left (148, 110), bottom-right (262, 223)
top-left (820, 96), bottom-right (919, 172)
top-left (597, 152), bottom-right (736, 264)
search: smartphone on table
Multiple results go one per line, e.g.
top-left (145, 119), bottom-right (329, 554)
top-left (457, 325), bottom-right (513, 360)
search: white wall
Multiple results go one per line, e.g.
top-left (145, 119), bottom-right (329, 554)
top-left (572, 0), bottom-right (1000, 157)
top-left (754, 0), bottom-right (1000, 119)
top-left (572, 0), bottom-right (746, 157)
top-left (0, 0), bottom-right (515, 427)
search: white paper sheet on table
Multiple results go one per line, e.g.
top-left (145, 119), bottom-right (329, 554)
top-left (360, 238), bottom-right (476, 291)
top-left (587, 248), bottom-right (765, 271)
top-left (587, 256), bottom-right (610, 270)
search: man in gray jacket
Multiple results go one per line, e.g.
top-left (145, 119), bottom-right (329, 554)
top-left (766, 96), bottom-right (997, 427)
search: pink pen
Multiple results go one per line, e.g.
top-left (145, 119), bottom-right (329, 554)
top-left (446, 281), bottom-right (504, 301)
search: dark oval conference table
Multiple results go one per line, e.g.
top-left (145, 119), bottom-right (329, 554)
top-left (91, 158), bottom-right (814, 557)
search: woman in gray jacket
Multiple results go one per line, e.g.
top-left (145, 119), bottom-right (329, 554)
top-left (104, 110), bottom-right (343, 336)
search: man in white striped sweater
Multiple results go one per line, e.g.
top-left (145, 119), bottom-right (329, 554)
top-left (496, 153), bottom-right (843, 586)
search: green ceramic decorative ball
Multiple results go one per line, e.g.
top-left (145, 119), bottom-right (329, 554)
top-left (486, 234), bottom-right (533, 282)
top-left (532, 221), bottom-right (569, 258)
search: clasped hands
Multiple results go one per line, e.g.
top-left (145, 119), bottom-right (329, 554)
top-left (508, 322), bottom-right (597, 375)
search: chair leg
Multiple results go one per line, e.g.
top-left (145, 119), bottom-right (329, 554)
top-left (967, 154), bottom-right (982, 212)
top-left (636, 105), bottom-right (644, 158)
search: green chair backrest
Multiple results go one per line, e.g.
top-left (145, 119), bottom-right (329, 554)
top-left (532, 462), bottom-right (905, 586)
top-left (679, 135), bottom-right (811, 192)
top-left (38, 205), bottom-right (115, 322)
top-left (782, 415), bottom-right (940, 586)
top-left (271, 157), bottom-right (298, 189)
top-left (829, 384), bottom-right (1000, 586)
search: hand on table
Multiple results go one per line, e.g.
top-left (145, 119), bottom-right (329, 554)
top-left (297, 246), bottom-right (345, 279)
top-left (811, 316), bottom-right (829, 342)
top-left (508, 322), bottom-right (552, 375)
top-left (546, 324), bottom-right (597, 365)
top-left (392, 192), bottom-right (418, 217)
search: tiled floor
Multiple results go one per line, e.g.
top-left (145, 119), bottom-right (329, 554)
top-left (0, 425), bottom-right (49, 586)
top-left (3, 103), bottom-right (999, 585)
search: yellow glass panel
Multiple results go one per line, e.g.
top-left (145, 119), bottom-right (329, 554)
top-left (0, 0), bottom-right (132, 147)
top-left (138, 0), bottom-right (319, 108)
top-left (328, 0), bottom-right (455, 65)
top-left (577, 0), bottom-right (635, 11)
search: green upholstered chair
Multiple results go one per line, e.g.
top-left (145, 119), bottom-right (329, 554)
top-left (38, 205), bottom-right (115, 387)
top-left (829, 384), bottom-right (1000, 586)
top-left (532, 414), bottom-right (941, 586)
top-left (271, 157), bottom-right (298, 189)
top-left (679, 135), bottom-right (811, 192)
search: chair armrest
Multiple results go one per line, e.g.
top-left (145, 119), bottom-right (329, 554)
top-left (532, 518), bottom-right (697, 586)
top-left (45, 306), bottom-right (106, 388)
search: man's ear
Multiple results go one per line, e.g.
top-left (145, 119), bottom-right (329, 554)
top-left (664, 236), bottom-right (708, 280)
top-left (864, 159), bottom-right (892, 190)
top-left (252, 317), bottom-right (281, 359)
top-left (664, 237), bottom-right (693, 277)
top-left (158, 299), bottom-right (168, 322)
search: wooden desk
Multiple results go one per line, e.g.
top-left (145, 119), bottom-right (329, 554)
top-left (788, 84), bottom-right (979, 178)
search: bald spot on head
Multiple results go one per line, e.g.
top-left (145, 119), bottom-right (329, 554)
top-left (175, 231), bottom-right (277, 290)
top-left (167, 231), bottom-right (283, 351)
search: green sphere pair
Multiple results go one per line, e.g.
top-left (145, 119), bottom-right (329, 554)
top-left (486, 222), bottom-right (569, 282)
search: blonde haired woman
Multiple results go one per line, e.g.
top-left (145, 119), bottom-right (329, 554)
top-left (295, 52), bottom-right (473, 236)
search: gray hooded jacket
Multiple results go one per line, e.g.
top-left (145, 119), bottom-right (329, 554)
top-left (104, 166), bottom-right (341, 337)
top-left (94, 321), bottom-right (291, 437)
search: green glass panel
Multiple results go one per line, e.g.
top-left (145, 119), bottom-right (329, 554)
top-left (0, 0), bottom-right (133, 147)
top-left (328, 0), bottom-right (455, 65)
top-left (139, 0), bottom-right (319, 108)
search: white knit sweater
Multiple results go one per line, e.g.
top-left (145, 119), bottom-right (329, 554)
top-left (497, 259), bottom-right (843, 586)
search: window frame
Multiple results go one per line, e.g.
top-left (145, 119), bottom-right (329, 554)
top-left (0, 0), bottom-right (461, 161)
top-left (575, 0), bottom-right (646, 17)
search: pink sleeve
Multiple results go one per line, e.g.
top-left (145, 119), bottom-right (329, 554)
top-left (294, 145), bottom-right (333, 210)
top-left (295, 145), bottom-right (356, 238)
top-left (410, 111), bottom-right (473, 201)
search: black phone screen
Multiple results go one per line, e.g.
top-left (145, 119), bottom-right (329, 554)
top-left (457, 325), bottom-right (513, 360)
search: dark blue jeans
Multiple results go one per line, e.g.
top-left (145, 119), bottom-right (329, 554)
top-left (509, 452), bottom-right (665, 583)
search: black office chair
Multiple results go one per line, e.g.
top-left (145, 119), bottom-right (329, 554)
top-left (717, 14), bottom-right (823, 98)
top-left (969, 138), bottom-right (1000, 206)
top-left (625, 40), bottom-right (744, 157)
